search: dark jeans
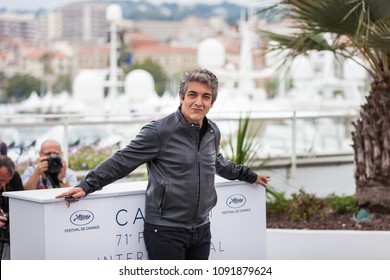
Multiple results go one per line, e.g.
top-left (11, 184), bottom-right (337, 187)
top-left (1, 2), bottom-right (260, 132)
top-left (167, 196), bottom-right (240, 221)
top-left (143, 222), bottom-right (211, 260)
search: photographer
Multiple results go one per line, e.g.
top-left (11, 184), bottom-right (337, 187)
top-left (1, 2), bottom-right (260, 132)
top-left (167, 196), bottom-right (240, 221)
top-left (0, 155), bottom-right (23, 259)
top-left (22, 139), bottom-right (77, 189)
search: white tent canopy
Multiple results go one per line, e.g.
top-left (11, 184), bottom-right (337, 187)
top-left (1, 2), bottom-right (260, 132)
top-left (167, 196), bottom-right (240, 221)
top-left (16, 91), bottom-right (42, 112)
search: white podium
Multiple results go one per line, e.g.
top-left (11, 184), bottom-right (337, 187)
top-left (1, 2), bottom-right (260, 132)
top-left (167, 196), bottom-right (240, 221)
top-left (4, 176), bottom-right (266, 260)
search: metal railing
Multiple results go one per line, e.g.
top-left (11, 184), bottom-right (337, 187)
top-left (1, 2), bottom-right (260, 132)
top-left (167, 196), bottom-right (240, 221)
top-left (1, 109), bottom-right (359, 175)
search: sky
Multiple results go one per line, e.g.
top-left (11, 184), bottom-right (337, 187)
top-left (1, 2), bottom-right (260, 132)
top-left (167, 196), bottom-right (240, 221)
top-left (0, 0), bottom-right (266, 11)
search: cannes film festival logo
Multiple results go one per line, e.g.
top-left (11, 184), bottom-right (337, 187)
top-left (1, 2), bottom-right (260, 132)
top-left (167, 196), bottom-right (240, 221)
top-left (226, 194), bottom-right (246, 209)
top-left (70, 210), bottom-right (94, 226)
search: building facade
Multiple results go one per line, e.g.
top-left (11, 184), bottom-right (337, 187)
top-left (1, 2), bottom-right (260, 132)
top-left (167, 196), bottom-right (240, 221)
top-left (0, 13), bottom-right (37, 41)
top-left (59, 2), bottom-right (109, 43)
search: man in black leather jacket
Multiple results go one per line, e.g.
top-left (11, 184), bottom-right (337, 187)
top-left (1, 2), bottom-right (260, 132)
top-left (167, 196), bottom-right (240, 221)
top-left (56, 68), bottom-right (270, 260)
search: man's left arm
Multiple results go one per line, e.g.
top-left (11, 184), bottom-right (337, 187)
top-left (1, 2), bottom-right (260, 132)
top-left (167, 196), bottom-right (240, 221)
top-left (215, 151), bottom-right (270, 187)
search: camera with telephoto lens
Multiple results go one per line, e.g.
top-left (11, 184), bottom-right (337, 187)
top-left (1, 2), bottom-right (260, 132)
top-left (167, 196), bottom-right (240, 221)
top-left (46, 153), bottom-right (63, 174)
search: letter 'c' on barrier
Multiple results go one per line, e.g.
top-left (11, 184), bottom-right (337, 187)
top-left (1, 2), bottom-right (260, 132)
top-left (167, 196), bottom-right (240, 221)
top-left (116, 209), bottom-right (128, 226)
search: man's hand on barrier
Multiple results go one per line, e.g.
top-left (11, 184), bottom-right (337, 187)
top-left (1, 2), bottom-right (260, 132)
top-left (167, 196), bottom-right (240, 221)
top-left (256, 174), bottom-right (270, 188)
top-left (55, 187), bottom-right (86, 207)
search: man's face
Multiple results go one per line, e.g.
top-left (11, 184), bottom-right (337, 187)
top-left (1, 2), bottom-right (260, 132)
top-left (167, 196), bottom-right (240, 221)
top-left (39, 142), bottom-right (62, 158)
top-left (180, 81), bottom-right (214, 126)
top-left (0, 166), bottom-right (12, 189)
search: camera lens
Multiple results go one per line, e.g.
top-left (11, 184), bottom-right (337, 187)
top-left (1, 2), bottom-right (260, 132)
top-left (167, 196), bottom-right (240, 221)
top-left (46, 154), bottom-right (63, 174)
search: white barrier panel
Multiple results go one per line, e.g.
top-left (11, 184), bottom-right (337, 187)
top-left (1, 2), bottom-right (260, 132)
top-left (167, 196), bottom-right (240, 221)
top-left (4, 176), bottom-right (266, 260)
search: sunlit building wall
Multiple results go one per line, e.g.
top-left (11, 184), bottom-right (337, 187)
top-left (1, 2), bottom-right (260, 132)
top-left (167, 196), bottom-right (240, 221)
top-left (59, 2), bottom-right (109, 43)
top-left (37, 11), bottom-right (62, 42)
top-left (132, 44), bottom-right (197, 78)
top-left (0, 13), bottom-right (37, 41)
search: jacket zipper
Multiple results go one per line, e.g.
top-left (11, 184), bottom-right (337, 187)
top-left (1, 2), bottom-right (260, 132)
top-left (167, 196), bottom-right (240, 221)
top-left (158, 180), bottom-right (167, 216)
top-left (188, 123), bottom-right (202, 228)
top-left (192, 129), bottom-right (201, 228)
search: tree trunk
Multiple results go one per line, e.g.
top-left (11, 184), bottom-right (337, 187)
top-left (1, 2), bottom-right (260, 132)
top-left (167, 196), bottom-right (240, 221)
top-left (353, 81), bottom-right (390, 211)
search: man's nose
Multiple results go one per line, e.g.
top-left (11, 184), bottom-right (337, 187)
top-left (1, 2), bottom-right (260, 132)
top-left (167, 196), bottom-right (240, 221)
top-left (194, 96), bottom-right (203, 106)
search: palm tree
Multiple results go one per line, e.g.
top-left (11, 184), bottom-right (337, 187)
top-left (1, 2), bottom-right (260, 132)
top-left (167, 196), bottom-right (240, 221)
top-left (258, 0), bottom-right (390, 211)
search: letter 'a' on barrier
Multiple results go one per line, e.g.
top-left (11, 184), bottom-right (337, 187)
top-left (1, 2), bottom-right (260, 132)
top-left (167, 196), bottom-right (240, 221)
top-left (4, 176), bottom-right (266, 260)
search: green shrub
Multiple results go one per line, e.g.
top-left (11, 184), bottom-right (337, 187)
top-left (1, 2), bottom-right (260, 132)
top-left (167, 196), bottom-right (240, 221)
top-left (266, 188), bottom-right (360, 223)
top-left (266, 186), bottom-right (289, 212)
top-left (327, 193), bottom-right (359, 214)
top-left (288, 188), bottom-right (326, 222)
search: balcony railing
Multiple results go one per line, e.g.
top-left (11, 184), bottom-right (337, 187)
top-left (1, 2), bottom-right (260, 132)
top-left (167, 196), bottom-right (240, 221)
top-left (1, 109), bottom-right (359, 175)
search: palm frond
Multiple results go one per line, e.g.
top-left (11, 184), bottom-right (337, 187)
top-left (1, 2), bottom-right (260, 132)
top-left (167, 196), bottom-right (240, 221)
top-left (259, 0), bottom-right (390, 81)
top-left (260, 30), bottom-right (342, 54)
top-left (225, 113), bottom-right (262, 166)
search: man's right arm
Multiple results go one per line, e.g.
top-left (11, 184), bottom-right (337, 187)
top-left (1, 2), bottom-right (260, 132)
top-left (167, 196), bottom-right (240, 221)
top-left (67, 123), bottom-right (161, 195)
top-left (23, 156), bottom-right (49, 190)
top-left (22, 167), bottom-right (40, 190)
top-left (78, 123), bottom-right (161, 195)
top-left (55, 123), bottom-right (160, 204)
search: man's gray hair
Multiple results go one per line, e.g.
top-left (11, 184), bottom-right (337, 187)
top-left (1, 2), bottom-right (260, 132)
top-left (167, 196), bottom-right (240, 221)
top-left (178, 68), bottom-right (219, 104)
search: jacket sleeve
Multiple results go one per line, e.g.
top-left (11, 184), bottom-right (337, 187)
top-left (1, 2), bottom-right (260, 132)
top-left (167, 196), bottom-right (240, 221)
top-left (79, 122), bottom-right (160, 195)
top-left (215, 150), bottom-right (258, 184)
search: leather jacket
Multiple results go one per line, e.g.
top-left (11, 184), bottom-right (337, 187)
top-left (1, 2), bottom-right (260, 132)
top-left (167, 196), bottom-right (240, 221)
top-left (78, 108), bottom-right (258, 229)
